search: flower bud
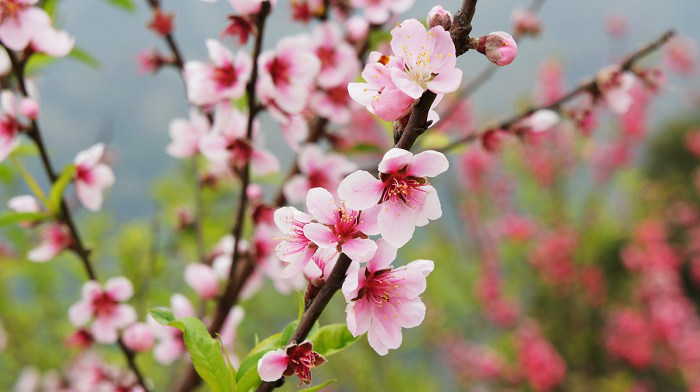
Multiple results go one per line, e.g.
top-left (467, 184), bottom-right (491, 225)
top-left (122, 323), bottom-right (154, 353)
top-left (477, 31), bottom-right (518, 66)
top-left (427, 6), bottom-right (452, 31)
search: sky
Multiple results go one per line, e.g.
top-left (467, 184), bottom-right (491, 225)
top-left (17, 0), bottom-right (700, 219)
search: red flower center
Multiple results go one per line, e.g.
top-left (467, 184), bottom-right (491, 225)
top-left (268, 57), bottom-right (291, 86)
top-left (213, 63), bottom-right (238, 89)
top-left (326, 86), bottom-right (350, 106)
top-left (380, 172), bottom-right (429, 209)
top-left (226, 139), bottom-right (252, 168)
top-left (316, 46), bottom-right (335, 70)
top-left (0, 1), bottom-right (27, 22)
top-left (92, 292), bottom-right (118, 317)
top-left (360, 268), bottom-right (401, 306)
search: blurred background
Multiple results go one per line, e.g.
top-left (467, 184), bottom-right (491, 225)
top-left (2, 0), bottom-right (700, 391)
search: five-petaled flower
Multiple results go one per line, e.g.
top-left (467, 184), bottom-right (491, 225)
top-left (257, 341), bottom-right (326, 385)
top-left (339, 148), bottom-right (448, 248)
top-left (68, 277), bottom-right (137, 344)
top-left (342, 239), bottom-right (434, 355)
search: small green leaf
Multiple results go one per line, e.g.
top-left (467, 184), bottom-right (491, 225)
top-left (235, 367), bottom-right (262, 392)
top-left (308, 324), bottom-right (360, 358)
top-left (149, 308), bottom-right (175, 326)
top-left (169, 317), bottom-right (234, 392)
top-left (300, 379), bottom-right (337, 391)
top-left (25, 53), bottom-right (57, 74)
top-left (297, 293), bottom-right (305, 323)
top-left (41, 0), bottom-right (60, 18)
top-left (69, 47), bottom-right (101, 69)
top-left (0, 212), bottom-right (49, 227)
top-left (236, 333), bottom-right (282, 382)
top-left (217, 335), bottom-right (237, 383)
top-left (48, 165), bottom-right (75, 214)
top-left (279, 320), bottom-right (298, 346)
top-left (103, 0), bottom-right (136, 12)
top-left (11, 144), bottom-right (39, 157)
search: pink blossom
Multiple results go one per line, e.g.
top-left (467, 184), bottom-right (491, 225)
top-left (253, 221), bottom-right (307, 294)
top-left (0, 90), bottom-right (25, 162)
top-left (347, 51), bottom-right (415, 122)
top-left (267, 107), bottom-right (308, 150)
top-left (304, 247), bottom-right (339, 284)
top-left (511, 8), bottom-right (541, 37)
top-left (350, 0), bottom-right (413, 24)
top-left (311, 85), bottom-right (354, 125)
top-left (30, 21), bottom-right (74, 57)
top-left (605, 308), bottom-right (654, 368)
top-left (273, 206), bottom-right (316, 277)
top-left (220, 306), bottom-right (245, 367)
top-left (149, 294), bottom-right (195, 365)
top-left (184, 263), bottom-right (220, 299)
top-left (8, 194), bottom-right (41, 213)
top-left (123, 323), bottom-right (155, 353)
top-left (687, 128), bottom-right (700, 157)
top-left (0, 1), bottom-right (47, 51)
top-left (664, 35), bottom-right (697, 75)
top-left (619, 82), bottom-right (650, 139)
top-left (136, 47), bottom-right (167, 74)
top-left (199, 104), bottom-right (279, 175)
top-left (517, 324), bottom-right (567, 392)
top-left (605, 13), bottom-right (628, 38)
top-left (344, 15), bottom-right (369, 44)
top-left (258, 341), bottom-right (326, 384)
top-left (184, 39), bottom-right (252, 106)
top-left (427, 6), bottom-right (452, 30)
top-left (73, 143), bottom-right (115, 212)
top-left (597, 68), bottom-right (636, 114)
top-left (310, 22), bottom-right (360, 89)
top-left (27, 223), bottom-right (71, 262)
top-left (519, 109), bottom-right (559, 133)
top-left (303, 187), bottom-right (380, 262)
top-left (536, 60), bottom-right (564, 106)
top-left (388, 19), bottom-right (462, 99)
top-left (222, 15), bottom-right (254, 45)
top-left (477, 31), bottom-right (518, 66)
top-left (68, 277), bottom-right (137, 344)
top-left (257, 34), bottom-right (320, 114)
top-left (342, 239), bottom-right (433, 355)
top-left (338, 148), bottom-right (448, 248)
top-left (228, 0), bottom-right (277, 15)
top-left (166, 110), bottom-right (210, 158)
top-left (283, 145), bottom-right (357, 204)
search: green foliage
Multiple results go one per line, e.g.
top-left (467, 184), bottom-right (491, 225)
top-left (48, 164), bottom-right (75, 214)
top-left (0, 212), bottom-right (49, 226)
top-left (103, 0), bottom-right (136, 12)
top-left (69, 47), bottom-right (101, 69)
top-left (308, 324), bottom-right (360, 358)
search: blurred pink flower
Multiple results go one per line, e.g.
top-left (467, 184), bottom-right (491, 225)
top-left (283, 145), bottom-right (357, 204)
top-left (68, 277), bottom-right (137, 344)
top-left (27, 223), bottom-right (71, 262)
top-left (74, 143), bottom-right (116, 212)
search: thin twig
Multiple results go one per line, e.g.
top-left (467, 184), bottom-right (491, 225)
top-left (438, 30), bottom-right (676, 153)
top-left (4, 46), bottom-right (151, 391)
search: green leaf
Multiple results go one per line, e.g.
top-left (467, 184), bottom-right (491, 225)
top-left (169, 317), bottom-right (234, 392)
top-left (103, 0), bottom-right (136, 12)
top-left (279, 320), bottom-right (298, 347)
top-left (41, 0), bottom-right (60, 18)
top-left (0, 212), bottom-right (49, 227)
top-left (297, 293), bottom-right (305, 323)
top-left (236, 332), bottom-right (282, 382)
top-left (11, 143), bottom-right (39, 157)
top-left (300, 379), bottom-right (337, 391)
top-left (69, 47), bottom-right (101, 69)
top-left (48, 165), bottom-right (75, 214)
top-left (217, 335), bottom-right (237, 383)
top-left (25, 53), bottom-right (57, 74)
top-left (308, 324), bottom-right (360, 358)
top-left (149, 308), bottom-right (175, 326)
top-left (235, 367), bottom-right (262, 392)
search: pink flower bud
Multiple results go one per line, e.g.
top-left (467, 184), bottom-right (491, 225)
top-left (19, 98), bottom-right (39, 119)
top-left (427, 6), bottom-right (452, 31)
top-left (478, 31), bottom-right (518, 66)
top-left (123, 323), bottom-right (154, 353)
top-left (345, 15), bottom-right (369, 43)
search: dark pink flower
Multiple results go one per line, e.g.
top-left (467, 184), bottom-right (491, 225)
top-left (257, 341), bottom-right (326, 385)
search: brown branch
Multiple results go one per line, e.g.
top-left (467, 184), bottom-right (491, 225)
top-left (438, 29), bottom-right (677, 153)
top-left (173, 3), bottom-right (272, 392)
top-left (4, 46), bottom-right (150, 391)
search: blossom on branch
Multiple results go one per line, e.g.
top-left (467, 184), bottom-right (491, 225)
top-left (73, 143), bottom-right (116, 212)
top-left (68, 277), bottom-right (137, 344)
top-left (342, 239), bottom-right (434, 355)
top-left (338, 148), bottom-right (448, 248)
top-left (257, 341), bottom-right (326, 385)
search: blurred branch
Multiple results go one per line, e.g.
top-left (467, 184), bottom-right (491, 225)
top-left (3, 46), bottom-right (151, 392)
top-left (438, 30), bottom-right (677, 153)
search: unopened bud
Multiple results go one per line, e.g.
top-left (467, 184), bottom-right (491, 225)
top-left (477, 31), bottom-right (518, 66)
top-left (427, 6), bottom-right (452, 31)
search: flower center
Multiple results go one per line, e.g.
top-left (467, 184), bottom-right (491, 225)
top-left (361, 268), bottom-right (402, 307)
top-left (0, 0), bottom-right (27, 23)
top-left (213, 63), bottom-right (238, 89)
top-left (268, 57), bottom-right (291, 86)
top-left (307, 170), bottom-right (329, 189)
top-left (326, 86), bottom-right (350, 105)
top-left (316, 47), bottom-right (335, 70)
top-left (92, 292), bottom-right (118, 317)
top-left (331, 203), bottom-right (363, 240)
top-left (0, 114), bottom-right (19, 138)
top-left (380, 173), bottom-right (429, 209)
top-left (225, 139), bottom-right (252, 167)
